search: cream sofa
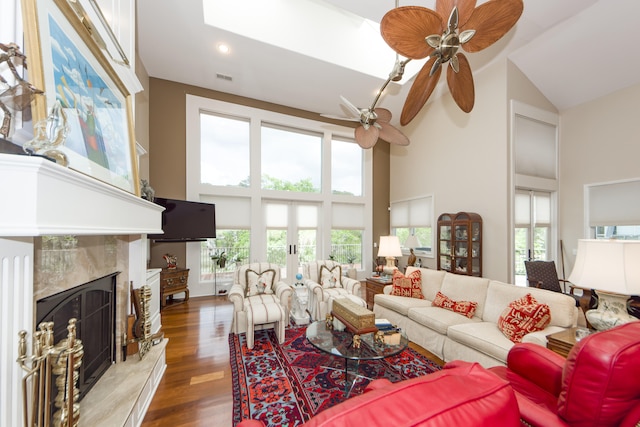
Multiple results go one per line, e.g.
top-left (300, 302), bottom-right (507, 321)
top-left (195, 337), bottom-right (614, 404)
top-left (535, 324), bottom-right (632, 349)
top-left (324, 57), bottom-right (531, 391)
top-left (373, 267), bottom-right (580, 368)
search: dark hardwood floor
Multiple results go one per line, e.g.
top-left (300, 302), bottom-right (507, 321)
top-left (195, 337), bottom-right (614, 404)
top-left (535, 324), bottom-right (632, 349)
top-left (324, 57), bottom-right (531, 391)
top-left (141, 295), bottom-right (444, 427)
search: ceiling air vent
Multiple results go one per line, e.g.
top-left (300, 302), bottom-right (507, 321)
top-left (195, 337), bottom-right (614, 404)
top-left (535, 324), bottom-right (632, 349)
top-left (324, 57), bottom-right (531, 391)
top-left (216, 73), bottom-right (233, 81)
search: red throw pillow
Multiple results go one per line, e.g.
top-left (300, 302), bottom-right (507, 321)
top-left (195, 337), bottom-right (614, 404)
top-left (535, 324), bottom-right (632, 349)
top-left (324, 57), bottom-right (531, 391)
top-left (390, 269), bottom-right (423, 299)
top-left (498, 293), bottom-right (551, 343)
top-left (431, 291), bottom-right (478, 318)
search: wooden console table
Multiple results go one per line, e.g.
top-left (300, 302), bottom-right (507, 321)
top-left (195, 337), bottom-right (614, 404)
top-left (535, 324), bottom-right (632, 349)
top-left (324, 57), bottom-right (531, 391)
top-left (363, 277), bottom-right (392, 310)
top-left (160, 267), bottom-right (190, 309)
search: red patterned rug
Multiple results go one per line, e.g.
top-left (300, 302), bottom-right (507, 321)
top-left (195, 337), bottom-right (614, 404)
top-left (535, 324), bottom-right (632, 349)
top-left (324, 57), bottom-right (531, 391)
top-left (230, 326), bottom-right (441, 426)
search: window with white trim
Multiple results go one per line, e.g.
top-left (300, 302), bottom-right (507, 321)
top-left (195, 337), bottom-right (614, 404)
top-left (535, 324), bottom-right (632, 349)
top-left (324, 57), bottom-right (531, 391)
top-left (390, 196), bottom-right (434, 257)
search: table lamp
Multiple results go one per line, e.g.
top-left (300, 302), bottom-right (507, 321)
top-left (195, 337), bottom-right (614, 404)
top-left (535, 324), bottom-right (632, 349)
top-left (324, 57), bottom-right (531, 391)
top-left (404, 235), bottom-right (421, 266)
top-left (568, 239), bottom-right (640, 331)
top-left (378, 236), bottom-right (402, 275)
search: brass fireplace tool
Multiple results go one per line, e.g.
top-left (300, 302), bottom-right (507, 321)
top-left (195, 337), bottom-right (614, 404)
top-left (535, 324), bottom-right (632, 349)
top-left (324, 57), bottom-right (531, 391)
top-left (17, 318), bottom-right (84, 427)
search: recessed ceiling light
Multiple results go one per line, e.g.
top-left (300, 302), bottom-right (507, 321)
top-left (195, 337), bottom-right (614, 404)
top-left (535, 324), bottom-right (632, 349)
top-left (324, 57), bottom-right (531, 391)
top-left (217, 43), bottom-right (230, 54)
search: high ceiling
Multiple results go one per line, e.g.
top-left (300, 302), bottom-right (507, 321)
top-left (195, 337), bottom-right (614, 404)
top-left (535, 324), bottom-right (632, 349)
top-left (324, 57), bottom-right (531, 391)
top-left (137, 0), bottom-right (640, 125)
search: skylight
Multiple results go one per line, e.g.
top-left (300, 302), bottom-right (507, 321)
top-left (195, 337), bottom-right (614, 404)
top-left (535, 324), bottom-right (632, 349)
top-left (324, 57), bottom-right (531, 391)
top-left (202, 0), bottom-right (420, 83)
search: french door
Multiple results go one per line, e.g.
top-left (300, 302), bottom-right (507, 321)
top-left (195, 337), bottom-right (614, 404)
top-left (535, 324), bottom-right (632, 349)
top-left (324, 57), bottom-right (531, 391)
top-left (264, 201), bottom-right (319, 282)
top-left (514, 190), bottom-right (553, 285)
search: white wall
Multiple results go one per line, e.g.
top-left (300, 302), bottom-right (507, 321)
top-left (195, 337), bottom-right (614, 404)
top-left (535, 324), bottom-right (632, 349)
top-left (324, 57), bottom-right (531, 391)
top-left (391, 59), bottom-right (510, 281)
top-left (559, 83), bottom-right (640, 266)
top-left (391, 57), bottom-right (640, 283)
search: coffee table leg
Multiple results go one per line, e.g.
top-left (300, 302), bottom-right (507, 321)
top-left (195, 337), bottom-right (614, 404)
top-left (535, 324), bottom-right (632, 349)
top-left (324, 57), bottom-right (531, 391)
top-left (344, 359), bottom-right (361, 398)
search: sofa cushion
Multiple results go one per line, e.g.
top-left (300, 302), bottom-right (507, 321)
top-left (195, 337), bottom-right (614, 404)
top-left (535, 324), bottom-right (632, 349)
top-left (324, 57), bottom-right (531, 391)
top-left (390, 269), bottom-right (423, 299)
top-left (439, 274), bottom-right (490, 319)
top-left (319, 264), bottom-right (342, 288)
top-left (406, 267), bottom-right (446, 301)
top-left (245, 269), bottom-right (276, 296)
top-left (409, 306), bottom-right (481, 335)
top-left (498, 294), bottom-right (551, 343)
top-left (484, 281), bottom-right (577, 328)
top-left (432, 291), bottom-right (478, 318)
top-left (374, 294), bottom-right (432, 316)
top-left (447, 322), bottom-right (516, 363)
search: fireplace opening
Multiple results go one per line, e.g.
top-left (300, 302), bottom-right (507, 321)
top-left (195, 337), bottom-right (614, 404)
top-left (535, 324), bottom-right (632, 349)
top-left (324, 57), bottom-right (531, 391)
top-left (36, 272), bottom-right (119, 402)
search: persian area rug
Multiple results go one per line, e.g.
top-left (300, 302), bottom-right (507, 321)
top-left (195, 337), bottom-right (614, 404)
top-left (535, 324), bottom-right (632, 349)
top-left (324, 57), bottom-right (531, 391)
top-left (230, 326), bottom-right (441, 427)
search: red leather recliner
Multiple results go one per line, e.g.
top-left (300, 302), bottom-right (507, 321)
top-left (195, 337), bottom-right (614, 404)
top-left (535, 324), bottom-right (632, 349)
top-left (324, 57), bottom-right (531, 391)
top-left (490, 322), bottom-right (640, 427)
top-left (237, 361), bottom-right (520, 427)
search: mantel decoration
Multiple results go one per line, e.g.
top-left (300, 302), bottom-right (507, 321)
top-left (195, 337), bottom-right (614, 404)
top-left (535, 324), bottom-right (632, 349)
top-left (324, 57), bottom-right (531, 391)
top-left (21, 0), bottom-right (140, 195)
top-left (0, 42), bottom-right (44, 139)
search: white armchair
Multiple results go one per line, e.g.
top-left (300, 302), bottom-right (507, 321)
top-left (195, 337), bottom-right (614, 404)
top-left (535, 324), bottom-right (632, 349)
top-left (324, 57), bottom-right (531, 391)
top-left (228, 262), bottom-right (293, 337)
top-left (302, 260), bottom-right (362, 320)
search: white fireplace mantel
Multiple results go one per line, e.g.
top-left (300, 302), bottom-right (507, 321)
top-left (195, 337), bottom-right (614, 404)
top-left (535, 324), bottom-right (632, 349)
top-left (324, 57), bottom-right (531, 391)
top-left (0, 153), bottom-right (164, 426)
top-left (0, 153), bottom-right (164, 236)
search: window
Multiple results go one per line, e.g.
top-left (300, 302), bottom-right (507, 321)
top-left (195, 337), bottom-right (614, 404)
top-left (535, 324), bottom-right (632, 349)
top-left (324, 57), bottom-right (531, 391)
top-left (587, 179), bottom-right (640, 240)
top-left (261, 124), bottom-right (321, 193)
top-left (186, 95), bottom-right (372, 291)
top-left (331, 138), bottom-right (362, 196)
top-left (390, 196), bottom-right (434, 256)
top-left (331, 230), bottom-right (362, 268)
top-left (514, 190), bottom-right (552, 285)
top-left (200, 112), bottom-right (250, 187)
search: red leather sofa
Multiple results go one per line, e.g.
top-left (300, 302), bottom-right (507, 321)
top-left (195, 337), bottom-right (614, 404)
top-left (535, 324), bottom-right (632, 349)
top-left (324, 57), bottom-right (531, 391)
top-left (490, 322), bottom-right (640, 427)
top-left (237, 360), bottom-right (520, 427)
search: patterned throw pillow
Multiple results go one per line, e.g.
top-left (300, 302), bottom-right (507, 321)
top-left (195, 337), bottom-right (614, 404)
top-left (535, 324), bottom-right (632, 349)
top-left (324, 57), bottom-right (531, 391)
top-left (431, 291), bottom-right (477, 318)
top-left (390, 269), bottom-right (423, 299)
top-left (319, 265), bottom-right (342, 288)
top-left (498, 293), bottom-right (551, 343)
top-left (245, 269), bottom-right (276, 297)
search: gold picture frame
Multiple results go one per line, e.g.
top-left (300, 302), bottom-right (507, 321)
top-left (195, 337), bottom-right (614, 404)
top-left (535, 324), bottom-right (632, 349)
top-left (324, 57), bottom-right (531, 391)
top-left (21, 0), bottom-right (139, 195)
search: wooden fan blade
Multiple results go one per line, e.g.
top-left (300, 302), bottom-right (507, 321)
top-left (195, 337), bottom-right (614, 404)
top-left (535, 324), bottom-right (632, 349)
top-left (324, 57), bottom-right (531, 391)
top-left (436, 0), bottom-right (477, 29)
top-left (381, 6), bottom-right (443, 60)
top-left (355, 125), bottom-right (379, 149)
top-left (373, 108), bottom-right (392, 123)
top-left (461, 0), bottom-right (524, 53)
top-left (400, 56), bottom-right (442, 126)
top-left (447, 53), bottom-right (474, 113)
top-left (379, 122), bottom-right (410, 146)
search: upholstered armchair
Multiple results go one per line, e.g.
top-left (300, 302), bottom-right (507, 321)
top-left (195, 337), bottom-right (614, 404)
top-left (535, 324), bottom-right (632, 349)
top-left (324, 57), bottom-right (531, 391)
top-left (490, 322), bottom-right (640, 427)
top-left (228, 262), bottom-right (293, 336)
top-left (302, 260), bottom-right (362, 320)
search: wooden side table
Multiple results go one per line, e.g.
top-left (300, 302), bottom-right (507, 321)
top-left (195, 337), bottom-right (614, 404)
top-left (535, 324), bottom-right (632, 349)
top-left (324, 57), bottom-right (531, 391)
top-left (546, 327), bottom-right (581, 357)
top-left (363, 277), bottom-right (392, 310)
top-left (160, 267), bottom-right (190, 309)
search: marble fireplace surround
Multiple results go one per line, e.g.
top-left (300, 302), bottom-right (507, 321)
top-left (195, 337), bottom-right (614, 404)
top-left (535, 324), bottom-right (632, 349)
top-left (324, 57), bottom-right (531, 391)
top-left (0, 154), bottom-right (164, 426)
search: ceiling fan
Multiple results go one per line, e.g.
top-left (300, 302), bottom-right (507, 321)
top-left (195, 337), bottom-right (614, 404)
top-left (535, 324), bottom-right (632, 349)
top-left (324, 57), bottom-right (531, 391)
top-left (322, 57), bottom-right (411, 149)
top-left (380, 0), bottom-right (524, 125)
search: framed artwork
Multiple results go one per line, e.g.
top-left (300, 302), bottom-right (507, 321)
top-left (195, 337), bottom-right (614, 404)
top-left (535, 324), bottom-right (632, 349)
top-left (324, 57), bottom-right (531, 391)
top-left (21, 0), bottom-right (139, 195)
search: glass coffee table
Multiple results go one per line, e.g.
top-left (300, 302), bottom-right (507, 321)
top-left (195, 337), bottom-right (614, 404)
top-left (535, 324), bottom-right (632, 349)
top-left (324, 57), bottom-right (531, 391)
top-left (306, 320), bottom-right (408, 397)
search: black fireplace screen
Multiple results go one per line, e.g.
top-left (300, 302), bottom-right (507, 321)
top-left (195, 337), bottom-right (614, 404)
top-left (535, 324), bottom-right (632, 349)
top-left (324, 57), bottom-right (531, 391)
top-left (36, 272), bottom-right (119, 401)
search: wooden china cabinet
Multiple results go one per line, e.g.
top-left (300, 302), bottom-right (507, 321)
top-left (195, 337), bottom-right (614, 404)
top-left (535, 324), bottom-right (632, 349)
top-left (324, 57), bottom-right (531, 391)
top-left (437, 212), bottom-right (482, 277)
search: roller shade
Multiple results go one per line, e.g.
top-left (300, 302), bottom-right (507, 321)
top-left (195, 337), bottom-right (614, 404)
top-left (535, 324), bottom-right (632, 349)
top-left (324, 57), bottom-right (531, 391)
top-left (589, 180), bottom-right (640, 226)
top-left (390, 196), bottom-right (432, 228)
top-left (200, 195), bottom-right (250, 228)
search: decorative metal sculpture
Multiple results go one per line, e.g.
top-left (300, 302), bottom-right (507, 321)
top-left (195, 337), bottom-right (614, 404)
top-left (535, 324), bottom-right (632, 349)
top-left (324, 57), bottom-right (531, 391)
top-left (0, 42), bottom-right (43, 138)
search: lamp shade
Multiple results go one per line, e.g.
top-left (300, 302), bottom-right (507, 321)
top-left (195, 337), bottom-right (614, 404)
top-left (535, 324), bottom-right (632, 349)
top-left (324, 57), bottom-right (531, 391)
top-left (378, 236), bottom-right (402, 257)
top-left (404, 235), bottom-right (421, 249)
top-left (568, 239), bottom-right (640, 295)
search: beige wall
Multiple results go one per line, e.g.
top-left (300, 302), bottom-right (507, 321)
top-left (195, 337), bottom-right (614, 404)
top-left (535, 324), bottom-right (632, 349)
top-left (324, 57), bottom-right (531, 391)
top-left (145, 78), bottom-right (390, 270)
top-left (559, 83), bottom-right (640, 267)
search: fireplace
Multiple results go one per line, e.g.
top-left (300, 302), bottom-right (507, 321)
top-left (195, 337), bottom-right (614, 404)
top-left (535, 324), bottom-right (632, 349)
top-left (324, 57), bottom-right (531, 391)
top-left (36, 272), bottom-right (119, 401)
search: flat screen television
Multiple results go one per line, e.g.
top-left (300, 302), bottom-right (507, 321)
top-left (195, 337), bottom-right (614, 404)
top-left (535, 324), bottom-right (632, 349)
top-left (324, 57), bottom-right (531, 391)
top-left (148, 198), bottom-right (216, 242)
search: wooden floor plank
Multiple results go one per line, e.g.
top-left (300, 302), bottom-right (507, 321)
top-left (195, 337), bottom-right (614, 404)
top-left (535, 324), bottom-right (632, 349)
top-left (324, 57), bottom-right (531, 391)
top-left (141, 295), bottom-right (444, 426)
